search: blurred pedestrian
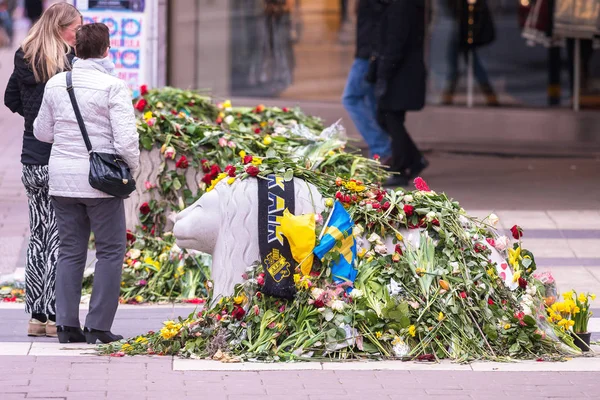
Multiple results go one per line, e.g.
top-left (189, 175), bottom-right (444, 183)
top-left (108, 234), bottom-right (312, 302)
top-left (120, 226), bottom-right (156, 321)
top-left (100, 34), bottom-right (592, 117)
top-left (4, 2), bottom-right (81, 338)
top-left (374, 0), bottom-right (428, 187)
top-left (34, 23), bottom-right (139, 344)
top-left (342, 0), bottom-right (391, 161)
top-left (25, 0), bottom-right (43, 26)
top-left (441, 0), bottom-right (499, 106)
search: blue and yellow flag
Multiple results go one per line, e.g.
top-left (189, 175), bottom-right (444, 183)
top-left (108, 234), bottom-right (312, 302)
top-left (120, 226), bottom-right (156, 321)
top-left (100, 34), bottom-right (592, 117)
top-left (313, 201), bottom-right (357, 284)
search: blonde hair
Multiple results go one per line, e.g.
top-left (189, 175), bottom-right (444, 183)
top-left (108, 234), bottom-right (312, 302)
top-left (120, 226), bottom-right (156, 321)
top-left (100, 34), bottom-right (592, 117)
top-left (21, 3), bottom-right (82, 83)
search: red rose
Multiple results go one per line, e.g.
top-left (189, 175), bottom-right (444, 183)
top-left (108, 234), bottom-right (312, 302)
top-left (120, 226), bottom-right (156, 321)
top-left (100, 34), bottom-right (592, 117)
top-left (243, 155), bottom-right (253, 164)
top-left (459, 291), bottom-right (467, 299)
top-left (486, 238), bottom-right (495, 247)
top-left (313, 299), bottom-right (325, 308)
top-left (510, 225), bottom-right (523, 240)
top-left (518, 277), bottom-right (528, 289)
top-left (201, 159), bottom-right (210, 173)
top-left (343, 194), bottom-right (351, 203)
top-left (257, 273), bottom-right (265, 286)
top-left (335, 191), bottom-right (343, 200)
top-left (474, 243), bottom-right (486, 253)
top-left (150, 225), bottom-right (156, 236)
top-left (394, 244), bottom-right (403, 255)
top-left (382, 201), bottom-right (390, 211)
top-left (140, 84), bottom-right (148, 96)
top-left (282, 107), bottom-right (289, 112)
top-left (245, 165), bottom-right (260, 177)
top-left (232, 306), bottom-right (246, 321)
top-left (488, 298), bottom-right (495, 305)
top-left (210, 164), bottom-right (222, 175)
top-left (175, 155), bottom-right (189, 169)
top-left (372, 202), bottom-right (380, 209)
top-left (134, 98), bottom-right (147, 111)
top-left (413, 177), bottom-right (431, 192)
top-left (373, 154), bottom-right (380, 161)
top-left (404, 205), bottom-right (415, 216)
top-left (254, 128), bottom-right (261, 134)
top-left (376, 193), bottom-right (384, 201)
top-left (225, 165), bottom-right (236, 177)
top-left (139, 202), bottom-right (151, 215)
top-left (126, 230), bottom-right (136, 243)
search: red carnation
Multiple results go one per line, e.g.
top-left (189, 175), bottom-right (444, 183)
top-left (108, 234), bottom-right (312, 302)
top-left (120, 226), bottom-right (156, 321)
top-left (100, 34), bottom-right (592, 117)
top-left (404, 204), bottom-right (415, 216)
top-left (175, 155), bottom-right (189, 169)
top-left (413, 177), bottom-right (431, 192)
top-left (518, 277), bottom-right (528, 289)
top-left (382, 201), bottom-right (391, 211)
top-left (201, 159), bottom-right (210, 173)
top-left (243, 155), bottom-right (253, 164)
top-left (232, 306), bottom-right (246, 321)
top-left (510, 225), bottom-right (523, 240)
top-left (140, 84), bottom-right (148, 96)
top-left (459, 291), bottom-right (467, 299)
top-left (134, 98), bottom-right (147, 112)
top-left (372, 202), bottom-right (380, 209)
top-left (488, 298), bottom-right (495, 305)
top-left (225, 165), bottom-right (236, 177)
top-left (139, 202), bottom-right (151, 215)
top-left (245, 165), bottom-right (260, 177)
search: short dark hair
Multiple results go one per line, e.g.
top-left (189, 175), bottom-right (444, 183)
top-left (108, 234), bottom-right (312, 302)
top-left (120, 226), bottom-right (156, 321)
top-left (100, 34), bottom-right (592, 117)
top-left (75, 23), bottom-right (110, 59)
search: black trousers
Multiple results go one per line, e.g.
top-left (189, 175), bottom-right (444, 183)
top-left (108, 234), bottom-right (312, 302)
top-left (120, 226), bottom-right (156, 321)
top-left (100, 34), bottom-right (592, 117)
top-left (377, 109), bottom-right (422, 173)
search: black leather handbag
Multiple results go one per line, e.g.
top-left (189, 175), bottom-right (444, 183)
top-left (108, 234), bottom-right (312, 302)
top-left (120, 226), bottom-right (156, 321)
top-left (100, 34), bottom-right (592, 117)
top-left (66, 71), bottom-right (136, 199)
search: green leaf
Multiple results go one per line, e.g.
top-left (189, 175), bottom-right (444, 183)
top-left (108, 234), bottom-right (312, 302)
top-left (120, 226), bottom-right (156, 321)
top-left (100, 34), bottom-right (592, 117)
top-left (140, 135), bottom-right (154, 150)
top-left (523, 315), bottom-right (536, 327)
top-left (284, 168), bottom-right (294, 182)
top-left (509, 342), bottom-right (521, 355)
top-left (173, 178), bottom-right (182, 191)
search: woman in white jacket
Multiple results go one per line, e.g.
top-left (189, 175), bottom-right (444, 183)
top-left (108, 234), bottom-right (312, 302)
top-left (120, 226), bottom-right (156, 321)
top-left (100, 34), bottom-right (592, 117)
top-left (34, 23), bottom-right (139, 344)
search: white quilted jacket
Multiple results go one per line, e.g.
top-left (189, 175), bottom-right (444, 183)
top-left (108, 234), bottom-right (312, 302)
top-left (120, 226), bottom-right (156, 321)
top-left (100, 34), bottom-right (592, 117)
top-left (34, 59), bottom-right (140, 198)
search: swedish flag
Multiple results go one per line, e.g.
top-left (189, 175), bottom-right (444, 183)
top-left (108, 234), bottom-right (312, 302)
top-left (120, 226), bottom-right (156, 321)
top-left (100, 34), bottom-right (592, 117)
top-left (313, 201), bottom-right (357, 284)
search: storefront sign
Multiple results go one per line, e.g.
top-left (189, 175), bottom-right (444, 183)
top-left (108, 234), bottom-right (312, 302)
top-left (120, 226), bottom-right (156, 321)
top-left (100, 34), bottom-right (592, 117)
top-left (72, 1), bottom-right (155, 97)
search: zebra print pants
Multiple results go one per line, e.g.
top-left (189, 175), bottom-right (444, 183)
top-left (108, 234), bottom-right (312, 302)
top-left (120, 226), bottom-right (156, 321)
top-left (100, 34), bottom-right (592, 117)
top-left (21, 165), bottom-right (59, 316)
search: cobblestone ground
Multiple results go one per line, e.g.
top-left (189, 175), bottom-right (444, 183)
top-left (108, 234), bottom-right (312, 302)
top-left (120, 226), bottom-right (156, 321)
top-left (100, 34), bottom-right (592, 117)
top-left (1, 355), bottom-right (600, 400)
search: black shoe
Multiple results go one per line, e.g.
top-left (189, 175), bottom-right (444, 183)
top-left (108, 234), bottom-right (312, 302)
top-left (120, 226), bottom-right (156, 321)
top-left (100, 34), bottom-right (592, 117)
top-left (84, 327), bottom-right (124, 344)
top-left (406, 158), bottom-right (429, 180)
top-left (57, 326), bottom-right (86, 344)
top-left (383, 175), bottom-right (409, 188)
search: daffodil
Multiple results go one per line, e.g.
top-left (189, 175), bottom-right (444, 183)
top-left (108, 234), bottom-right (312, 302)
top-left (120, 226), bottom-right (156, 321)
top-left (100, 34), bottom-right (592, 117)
top-left (508, 247), bottom-right (522, 268)
top-left (143, 111), bottom-right (153, 120)
top-left (251, 157), bottom-right (262, 165)
top-left (239, 150), bottom-right (246, 158)
top-left (233, 293), bottom-right (247, 305)
top-left (591, 294), bottom-right (596, 301)
top-left (578, 293), bottom-right (587, 303)
top-left (562, 290), bottom-right (574, 301)
top-left (437, 312), bottom-right (445, 322)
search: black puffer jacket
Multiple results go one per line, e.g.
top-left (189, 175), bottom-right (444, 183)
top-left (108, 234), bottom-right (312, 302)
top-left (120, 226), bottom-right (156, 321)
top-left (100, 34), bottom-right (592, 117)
top-left (4, 48), bottom-right (74, 165)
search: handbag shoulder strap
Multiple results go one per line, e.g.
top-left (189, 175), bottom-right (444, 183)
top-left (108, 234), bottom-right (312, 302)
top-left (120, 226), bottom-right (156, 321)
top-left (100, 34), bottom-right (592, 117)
top-left (65, 71), bottom-right (93, 154)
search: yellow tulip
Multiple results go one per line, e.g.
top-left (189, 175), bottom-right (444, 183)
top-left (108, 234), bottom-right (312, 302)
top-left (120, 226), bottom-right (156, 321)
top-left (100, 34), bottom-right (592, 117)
top-left (263, 135), bottom-right (272, 145)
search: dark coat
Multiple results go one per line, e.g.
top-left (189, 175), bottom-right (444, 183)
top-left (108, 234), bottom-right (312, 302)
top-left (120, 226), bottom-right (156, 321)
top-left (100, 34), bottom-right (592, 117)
top-left (355, 0), bottom-right (382, 59)
top-left (375, 0), bottom-right (426, 111)
top-left (4, 48), bottom-right (74, 165)
top-left (445, 0), bottom-right (495, 48)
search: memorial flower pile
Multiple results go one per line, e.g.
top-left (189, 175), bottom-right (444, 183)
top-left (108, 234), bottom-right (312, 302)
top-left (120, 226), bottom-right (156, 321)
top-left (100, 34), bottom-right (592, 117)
top-left (100, 171), bottom-right (584, 361)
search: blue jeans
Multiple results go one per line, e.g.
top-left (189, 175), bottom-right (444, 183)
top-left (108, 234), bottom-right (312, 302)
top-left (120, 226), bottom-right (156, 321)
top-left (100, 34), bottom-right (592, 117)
top-left (342, 58), bottom-right (391, 158)
top-left (445, 33), bottom-right (492, 90)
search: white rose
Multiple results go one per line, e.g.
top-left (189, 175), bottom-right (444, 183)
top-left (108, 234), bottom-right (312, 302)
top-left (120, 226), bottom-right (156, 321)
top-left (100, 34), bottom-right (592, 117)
top-left (494, 236), bottom-right (509, 252)
top-left (353, 225), bottom-right (364, 237)
top-left (224, 115), bottom-right (235, 125)
top-left (374, 244), bottom-right (388, 255)
top-left (349, 288), bottom-right (364, 299)
top-left (367, 233), bottom-right (381, 243)
top-left (426, 211), bottom-right (436, 222)
top-left (331, 300), bottom-right (345, 312)
top-left (128, 249), bottom-right (141, 260)
top-left (403, 195), bottom-right (413, 202)
top-left (488, 213), bottom-right (500, 226)
top-left (311, 288), bottom-right (324, 299)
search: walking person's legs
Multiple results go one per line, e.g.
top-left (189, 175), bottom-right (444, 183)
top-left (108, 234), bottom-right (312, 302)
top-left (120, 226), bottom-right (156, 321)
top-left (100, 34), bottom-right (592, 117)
top-left (21, 165), bottom-right (58, 336)
top-left (442, 33), bottom-right (460, 105)
top-left (84, 197), bottom-right (126, 341)
top-left (342, 58), bottom-right (391, 159)
top-left (470, 50), bottom-right (499, 106)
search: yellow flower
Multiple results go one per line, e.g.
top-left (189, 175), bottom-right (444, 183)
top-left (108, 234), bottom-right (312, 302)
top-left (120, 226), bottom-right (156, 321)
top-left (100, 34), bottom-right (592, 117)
top-left (391, 336), bottom-right (403, 346)
top-left (504, 323), bottom-right (511, 330)
top-left (233, 293), bottom-right (246, 305)
top-left (408, 325), bottom-right (416, 337)
top-left (222, 99), bottom-right (232, 109)
top-left (591, 294), bottom-right (596, 301)
top-left (260, 121), bottom-right (267, 128)
top-left (327, 150), bottom-right (335, 156)
top-left (206, 172), bottom-right (228, 192)
top-left (325, 198), bottom-right (334, 207)
top-left (345, 181), bottom-right (357, 191)
top-left (293, 274), bottom-right (301, 284)
top-left (437, 312), bottom-right (445, 321)
top-left (578, 293), bottom-right (587, 303)
top-left (375, 331), bottom-right (382, 339)
top-left (218, 111), bottom-right (225, 118)
top-left (508, 247), bottom-right (522, 268)
top-left (395, 233), bottom-right (403, 241)
top-left (135, 336), bottom-right (148, 344)
top-left (122, 343), bottom-right (132, 351)
top-left (239, 150), bottom-right (246, 158)
top-left (135, 295), bottom-right (144, 303)
top-left (355, 185), bottom-right (366, 192)
top-left (144, 256), bottom-right (160, 271)
top-left (486, 268), bottom-right (496, 278)
top-left (143, 111), bottom-right (153, 120)
top-left (358, 248), bottom-right (367, 258)
top-left (227, 177), bottom-right (235, 185)
top-left (156, 101), bottom-right (164, 109)
top-left (562, 291), bottom-right (574, 301)
top-left (251, 157), bottom-right (262, 165)
top-left (415, 268), bottom-right (426, 276)
top-left (121, 281), bottom-right (125, 287)
top-left (512, 271), bottom-right (521, 283)
top-left (263, 135), bottom-right (272, 145)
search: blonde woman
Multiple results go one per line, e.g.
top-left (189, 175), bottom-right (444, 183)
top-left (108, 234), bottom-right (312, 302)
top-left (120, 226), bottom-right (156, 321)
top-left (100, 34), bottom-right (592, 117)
top-left (4, 3), bottom-right (82, 338)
